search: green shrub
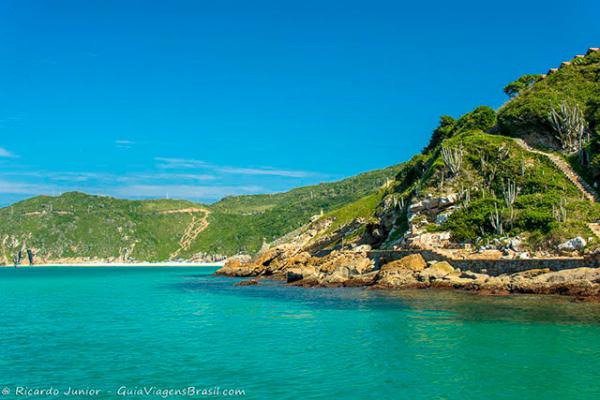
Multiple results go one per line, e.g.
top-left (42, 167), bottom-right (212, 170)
top-left (423, 115), bottom-right (456, 153)
top-left (454, 106), bottom-right (497, 134)
top-left (515, 209), bottom-right (554, 233)
top-left (443, 198), bottom-right (500, 241)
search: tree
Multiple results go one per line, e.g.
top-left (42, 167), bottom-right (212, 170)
top-left (503, 74), bottom-right (544, 98)
top-left (454, 106), bottom-right (497, 134)
top-left (423, 115), bottom-right (456, 153)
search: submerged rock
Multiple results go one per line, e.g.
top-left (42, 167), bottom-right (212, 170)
top-left (235, 279), bottom-right (259, 286)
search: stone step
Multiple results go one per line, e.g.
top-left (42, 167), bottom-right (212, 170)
top-left (589, 223), bottom-right (600, 240)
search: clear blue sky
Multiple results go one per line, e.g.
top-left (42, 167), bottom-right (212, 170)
top-left (0, 0), bottom-right (598, 205)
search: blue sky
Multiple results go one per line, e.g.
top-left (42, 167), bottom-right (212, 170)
top-left (0, 0), bottom-right (598, 205)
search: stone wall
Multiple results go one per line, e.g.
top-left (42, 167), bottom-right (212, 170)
top-left (449, 257), bottom-right (598, 276)
top-left (367, 250), bottom-right (600, 276)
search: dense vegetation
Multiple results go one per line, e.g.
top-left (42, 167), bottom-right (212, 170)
top-left (431, 132), bottom-right (599, 248)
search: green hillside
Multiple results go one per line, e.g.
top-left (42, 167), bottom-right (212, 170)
top-left (0, 165), bottom-right (400, 263)
top-left (294, 49), bottom-right (600, 254)
top-left (498, 48), bottom-right (600, 186)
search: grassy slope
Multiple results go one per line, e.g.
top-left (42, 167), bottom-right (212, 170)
top-left (0, 165), bottom-right (401, 262)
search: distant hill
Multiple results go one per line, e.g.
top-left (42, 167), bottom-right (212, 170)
top-left (0, 165), bottom-right (401, 264)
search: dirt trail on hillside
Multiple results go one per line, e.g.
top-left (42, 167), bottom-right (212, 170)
top-left (169, 208), bottom-right (211, 259)
top-left (159, 207), bottom-right (206, 215)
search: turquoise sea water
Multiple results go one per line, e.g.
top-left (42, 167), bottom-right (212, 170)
top-left (1, 267), bottom-right (600, 399)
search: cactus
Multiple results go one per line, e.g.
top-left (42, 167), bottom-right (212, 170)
top-left (502, 179), bottom-right (519, 208)
top-left (459, 187), bottom-right (471, 208)
top-left (489, 203), bottom-right (503, 235)
top-left (549, 101), bottom-right (588, 153)
top-left (552, 199), bottom-right (567, 223)
top-left (392, 196), bottom-right (405, 211)
top-left (498, 144), bottom-right (510, 160)
top-left (441, 145), bottom-right (463, 176)
top-left (438, 167), bottom-right (445, 190)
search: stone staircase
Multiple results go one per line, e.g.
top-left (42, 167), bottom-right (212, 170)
top-left (513, 138), bottom-right (599, 202)
top-left (588, 223), bottom-right (600, 240)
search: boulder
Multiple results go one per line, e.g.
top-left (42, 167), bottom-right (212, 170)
top-left (381, 254), bottom-right (427, 272)
top-left (216, 262), bottom-right (260, 277)
top-left (322, 266), bottom-right (350, 284)
top-left (374, 254), bottom-right (429, 288)
top-left (509, 238), bottom-right (523, 252)
top-left (286, 268), bottom-right (304, 283)
top-left (319, 252), bottom-right (375, 276)
top-left (460, 271), bottom-right (489, 281)
top-left (409, 194), bottom-right (458, 214)
top-left (504, 268), bottom-right (600, 296)
top-left (280, 252), bottom-right (311, 269)
top-left (343, 271), bottom-right (378, 287)
top-left (478, 275), bottom-right (512, 294)
top-left (435, 212), bottom-right (451, 225)
top-left (286, 265), bottom-right (319, 283)
top-left (558, 237), bottom-right (587, 252)
top-left (216, 256), bottom-right (260, 276)
top-left (406, 232), bottom-right (451, 249)
top-left (438, 193), bottom-right (459, 207)
top-left (409, 200), bottom-right (425, 214)
top-left (418, 261), bottom-right (456, 281)
top-left (375, 267), bottom-right (419, 288)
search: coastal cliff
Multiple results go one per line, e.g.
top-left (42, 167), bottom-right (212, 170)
top-left (218, 48), bottom-right (600, 298)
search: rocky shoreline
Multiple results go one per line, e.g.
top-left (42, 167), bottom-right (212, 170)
top-left (217, 247), bottom-right (600, 300)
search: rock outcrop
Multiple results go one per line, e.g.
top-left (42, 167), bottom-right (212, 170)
top-left (218, 251), bottom-right (600, 299)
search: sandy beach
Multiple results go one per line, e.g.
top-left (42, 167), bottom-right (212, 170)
top-left (2, 261), bottom-right (225, 268)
